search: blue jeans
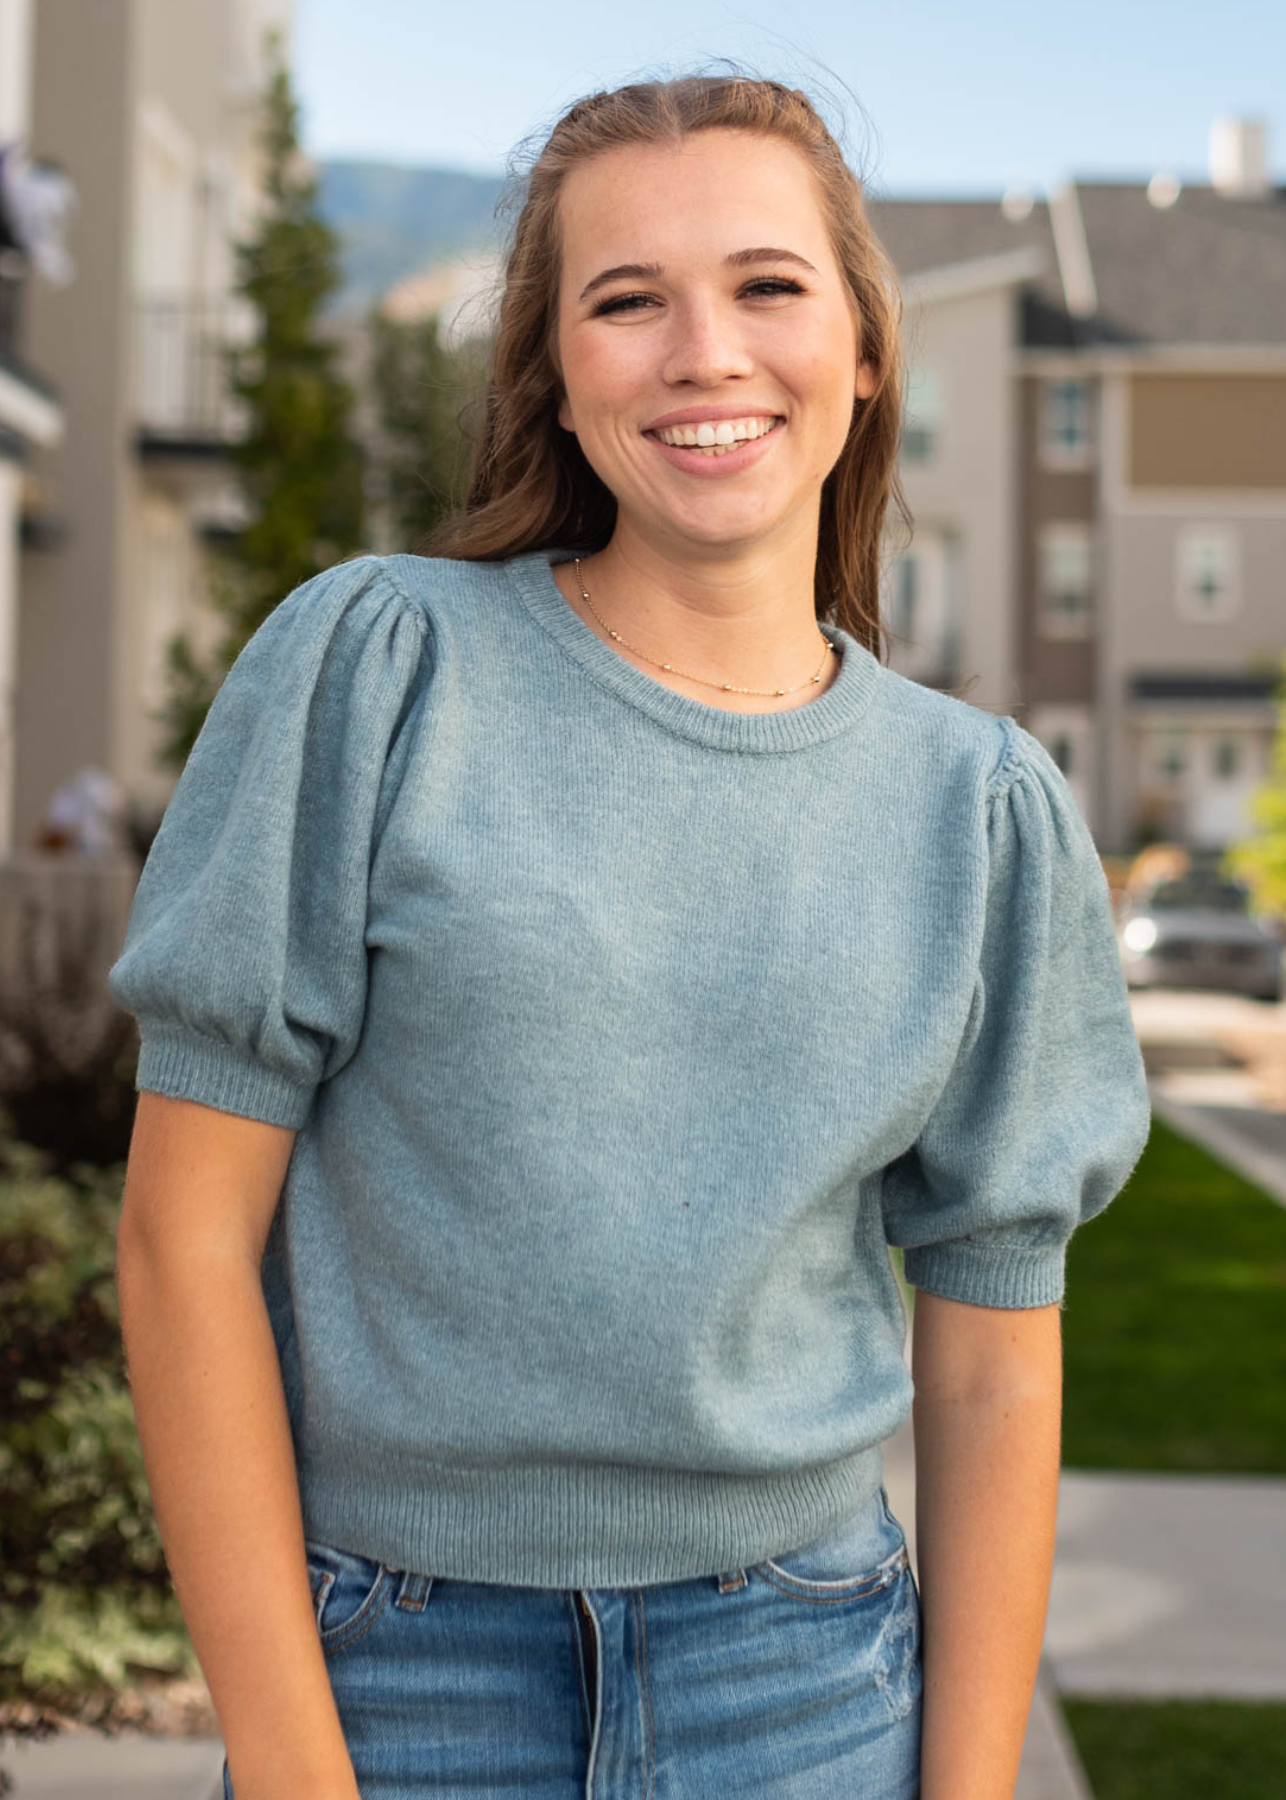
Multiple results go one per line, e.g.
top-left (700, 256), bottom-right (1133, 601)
top-left (222, 1481), bottom-right (922, 1797)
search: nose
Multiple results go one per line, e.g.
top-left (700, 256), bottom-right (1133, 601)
top-left (660, 297), bottom-right (756, 390)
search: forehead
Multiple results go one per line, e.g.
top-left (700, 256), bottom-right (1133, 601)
top-left (557, 131), bottom-right (828, 267)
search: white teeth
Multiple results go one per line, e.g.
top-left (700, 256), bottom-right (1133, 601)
top-left (653, 416), bottom-right (781, 451)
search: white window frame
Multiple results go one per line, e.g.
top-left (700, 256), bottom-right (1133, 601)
top-left (1174, 525), bottom-right (1240, 622)
top-left (1040, 377), bottom-right (1095, 469)
top-left (1036, 522), bottom-right (1095, 638)
top-left (902, 366), bottom-right (940, 464)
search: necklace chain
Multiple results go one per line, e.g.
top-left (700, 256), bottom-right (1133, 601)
top-left (572, 557), bottom-right (834, 697)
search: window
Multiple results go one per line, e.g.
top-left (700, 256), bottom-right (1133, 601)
top-left (1041, 378), bottom-right (1095, 465)
top-left (1037, 523), bottom-right (1094, 637)
top-left (1176, 526), bottom-right (1239, 621)
top-left (1154, 729), bottom-right (1188, 783)
top-left (893, 553), bottom-right (919, 639)
top-left (902, 367), bottom-right (940, 463)
top-left (1211, 737), bottom-right (1239, 779)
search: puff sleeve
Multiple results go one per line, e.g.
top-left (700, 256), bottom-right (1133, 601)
top-left (106, 556), bottom-right (429, 1130)
top-left (881, 720), bottom-right (1152, 1310)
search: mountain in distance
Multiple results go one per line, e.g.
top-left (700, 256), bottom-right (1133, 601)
top-left (316, 158), bottom-right (510, 321)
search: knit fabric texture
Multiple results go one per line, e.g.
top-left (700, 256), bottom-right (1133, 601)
top-left (106, 545), bottom-right (1152, 1588)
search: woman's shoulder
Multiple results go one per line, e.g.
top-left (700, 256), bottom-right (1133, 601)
top-left (376, 550), bottom-right (517, 631)
top-left (870, 658), bottom-right (1021, 802)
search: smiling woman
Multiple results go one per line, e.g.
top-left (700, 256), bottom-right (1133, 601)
top-left (420, 72), bottom-right (911, 690)
top-left (109, 64), bottom-right (1150, 1800)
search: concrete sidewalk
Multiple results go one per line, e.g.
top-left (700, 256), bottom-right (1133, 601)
top-left (882, 1406), bottom-right (1286, 1790)
top-left (0, 1730), bottom-right (223, 1798)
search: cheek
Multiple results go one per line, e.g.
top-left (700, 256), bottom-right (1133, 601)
top-left (784, 314), bottom-right (859, 405)
top-left (567, 332), bottom-right (643, 420)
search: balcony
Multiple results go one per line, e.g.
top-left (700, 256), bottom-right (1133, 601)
top-left (133, 293), bottom-right (253, 458)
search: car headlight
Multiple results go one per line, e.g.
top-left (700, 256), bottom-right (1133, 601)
top-left (1123, 918), bottom-right (1159, 953)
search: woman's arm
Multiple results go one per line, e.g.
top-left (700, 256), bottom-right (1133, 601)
top-left (910, 1288), bottom-right (1064, 1800)
top-left (115, 1093), bottom-right (361, 1800)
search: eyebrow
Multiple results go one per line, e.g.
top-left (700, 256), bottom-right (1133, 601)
top-left (577, 246), bottom-right (819, 304)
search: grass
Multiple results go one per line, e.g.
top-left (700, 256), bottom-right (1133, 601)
top-left (1060, 1698), bottom-right (1286, 1800)
top-left (1060, 1112), bottom-right (1286, 1472)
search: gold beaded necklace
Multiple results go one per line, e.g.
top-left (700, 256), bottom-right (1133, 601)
top-left (572, 556), bottom-right (835, 698)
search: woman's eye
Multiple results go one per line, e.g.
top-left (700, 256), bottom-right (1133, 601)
top-left (591, 278), bottom-right (804, 317)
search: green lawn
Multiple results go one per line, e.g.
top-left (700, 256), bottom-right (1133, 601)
top-left (1061, 1112), bottom-right (1286, 1472)
top-left (1061, 1699), bottom-right (1286, 1800)
top-left (890, 1117), bottom-right (1286, 1798)
top-left (888, 1112), bottom-right (1286, 1471)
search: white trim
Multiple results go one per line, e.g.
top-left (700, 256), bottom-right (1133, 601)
top-left (0, 0), bottom-right (34, 144)
top-left (1048, 182), bottom-right (1098, 318)
top-left (1128, 705), bottom-right (1280, 727)
top-left (1099, 373), bottom-right (1129, 511)
top-left (901, 246), bottom-right (1050, 307)
top-left (0, 362), bottom-right (63, 445)
top-left (1019, 345), bottom-right (1286, 373)
top-left (1113, 490), bottom-right (1286, 518)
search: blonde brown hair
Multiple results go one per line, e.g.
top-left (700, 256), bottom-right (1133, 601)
top-left (416, 71), bottom-right (913, 659)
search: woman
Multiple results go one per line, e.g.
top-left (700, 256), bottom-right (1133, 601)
top-left (108, 74), bottom-right (1151, 1800)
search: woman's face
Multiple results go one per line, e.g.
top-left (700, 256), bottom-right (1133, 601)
top-left (554, 128), bottom-right (878, 557)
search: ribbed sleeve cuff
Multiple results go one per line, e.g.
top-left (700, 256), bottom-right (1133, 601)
top-left (134, 1029), bottom-right (315, 1130)
top-left (902, 1236), bottom-right (1068, 1309)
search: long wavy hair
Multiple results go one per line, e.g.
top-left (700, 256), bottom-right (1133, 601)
top-left (415, 70), bottom-right (913, 658)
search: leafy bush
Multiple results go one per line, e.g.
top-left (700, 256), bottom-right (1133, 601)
top-left (0, 1115), bottom-right (198, 1783)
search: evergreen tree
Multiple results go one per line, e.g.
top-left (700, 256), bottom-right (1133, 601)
top-left (367, 304), bottom-right (488, 551)
top-left (151, 23), bottom-right (364, 771)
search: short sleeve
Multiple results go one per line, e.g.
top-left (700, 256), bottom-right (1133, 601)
top-left (881, 720), bottom-right (1152, 1310)
top-left (106, 556), bottom-right (429, 1129)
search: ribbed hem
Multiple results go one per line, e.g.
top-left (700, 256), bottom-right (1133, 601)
top-left (135, 1028), bottom-right (314, 1129)
top-left (298, 1442), bottom-right (887, 1589)
top-left (903, 1237), bottom-right (1068, 1310)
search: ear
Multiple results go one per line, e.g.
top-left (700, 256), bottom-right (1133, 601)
top-left (855, 359), bottom-right (878, 401)
top-left (557, 394), bottom-right (575, 434)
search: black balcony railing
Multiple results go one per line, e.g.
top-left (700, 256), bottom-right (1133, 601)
top-left (134, 294), bottom-right (253, 447)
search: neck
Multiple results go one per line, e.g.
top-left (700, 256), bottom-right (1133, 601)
top-left (572, 521), bottom-right (828, 692)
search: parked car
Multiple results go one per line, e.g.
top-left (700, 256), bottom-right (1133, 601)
top-left (1118, 866), bottom-right (1284, 1004)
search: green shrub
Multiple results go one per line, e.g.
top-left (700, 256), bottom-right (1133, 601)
top-left (0, 1114), bottom-right (198, 1776)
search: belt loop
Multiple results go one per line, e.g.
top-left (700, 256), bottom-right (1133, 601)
top-left (716, 1568), bottom-right (748, 1592)
top-left (394, 1569), bottom-right (434, 1611)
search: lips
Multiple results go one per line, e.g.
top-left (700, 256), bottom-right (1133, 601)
top-left (644, 416), bottom-right (786, 476)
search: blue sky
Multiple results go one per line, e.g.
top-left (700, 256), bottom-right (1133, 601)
top-left (294, 0), bottom-right (1284, 198)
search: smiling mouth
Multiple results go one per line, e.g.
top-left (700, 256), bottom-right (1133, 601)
top-left (645, 417), bottom-right (786, 457)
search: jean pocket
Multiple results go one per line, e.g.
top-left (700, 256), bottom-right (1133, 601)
top-left (303, 1537), bottom-right (394, 1653)
top-left (749, 1488), bottom-right (910, 1604)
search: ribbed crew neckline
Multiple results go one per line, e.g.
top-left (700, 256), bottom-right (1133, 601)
top-left (502, 544), bottom-right (882, 754)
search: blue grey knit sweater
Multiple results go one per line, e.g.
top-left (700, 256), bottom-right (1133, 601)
top-left (106, 545), bottom-right (1151, 1588)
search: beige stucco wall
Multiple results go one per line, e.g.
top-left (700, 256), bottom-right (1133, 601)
top-left (20, 0), bottom-right (137, 852)
top-left (17, 0), bottom-right (291, 848)
top-left (896, 281), bottom-right (1020, 716)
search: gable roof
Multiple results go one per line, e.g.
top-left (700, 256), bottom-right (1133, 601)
top-left (864, 181), bottom-right (1286, 348)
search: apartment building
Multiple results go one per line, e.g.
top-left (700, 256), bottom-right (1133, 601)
top-left (15, 0), bottom-right (291, 853)
top-left (0, 0), bottom-right (66, 859)
top-left (869, 117), bottom-right (1285, 852)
